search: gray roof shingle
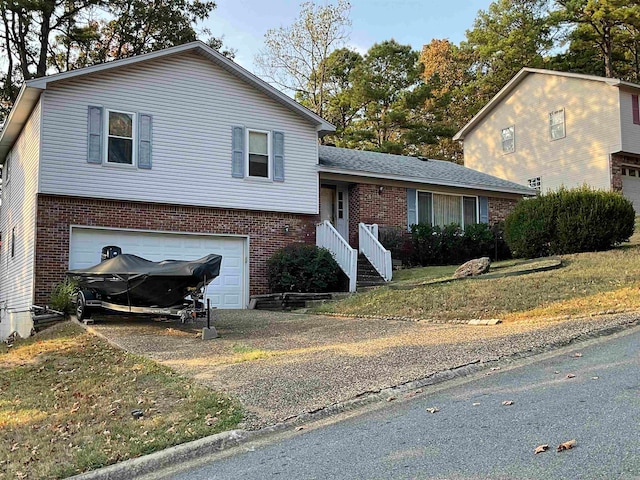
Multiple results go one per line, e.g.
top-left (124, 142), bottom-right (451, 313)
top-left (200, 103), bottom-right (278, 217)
top-left (318, 146), bottom-right (534, 195)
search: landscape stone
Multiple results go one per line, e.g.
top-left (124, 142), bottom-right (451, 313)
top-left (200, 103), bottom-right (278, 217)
top-left (453, 257), bottom-right (491, 279)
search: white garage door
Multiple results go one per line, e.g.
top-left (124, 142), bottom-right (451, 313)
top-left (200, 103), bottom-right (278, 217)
top-left (69, 227), bottom-right (247, 309)
top-left (622, 167), bottom-right (640, 213)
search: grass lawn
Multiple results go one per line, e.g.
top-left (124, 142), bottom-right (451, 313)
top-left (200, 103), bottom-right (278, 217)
top-left (0, 322), bottom-right (242, 479)
top-left (315, 244), bottom-right (640, 322)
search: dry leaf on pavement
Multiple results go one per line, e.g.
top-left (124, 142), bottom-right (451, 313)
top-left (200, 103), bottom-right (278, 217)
top-left (573, 353), bottom-right (583, 358)
top-left (557, 439), bottom-right (577, 452)
top-left (426, 407), bottom-right (440, 414)
top-left (534, 444), bottom-right (549, 454)
top-left (502, 400), bottom-right (514, 406)
top-left (386, 396), bottom-right (396, 402)
top-left (566, 373), bottom-right (576, 378)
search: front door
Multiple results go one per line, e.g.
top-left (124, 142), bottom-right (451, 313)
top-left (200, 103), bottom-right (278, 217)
top-left (320, 185), bottom-right (349, 241)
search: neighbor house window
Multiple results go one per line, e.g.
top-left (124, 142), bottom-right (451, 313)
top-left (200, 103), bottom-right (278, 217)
top-left (3, 152), bottom-right (10, 185)
top-left (247, 130), bottom-right (270, 178)
top-left (501, 126), bottom-right (515, 153)
top-left (528, 177), bottom-right (541, 190)
top-left (106, 110), bottom-right (135, 165)
top-left (416, 191), bottom-right (477, 228)
top-left (632, 95), bottom-right (640, 124)
top-left (549, 109), bottom-right (565, 140)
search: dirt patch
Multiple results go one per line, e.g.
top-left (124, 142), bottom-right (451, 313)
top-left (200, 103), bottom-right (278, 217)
top-left (85, 310), bottom-right (640, 429)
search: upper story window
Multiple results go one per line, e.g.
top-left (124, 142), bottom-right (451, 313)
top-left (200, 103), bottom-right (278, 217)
top-left (416, 191), bottom-right (478, 228)
top-left (549, 109), bottom-right (565, 140)
top-left (87, 106), bottom-right (152, 169)
top-left (247, 130), bottom-right (270, 178)
top-left (528, 176), bottom-right (541, 190)
top-left (632, 94), bottom-right (640, 125)
top-left (501, 126), bottom-right (515, 153)
top-left (106, 110), bottom-right (135, 165)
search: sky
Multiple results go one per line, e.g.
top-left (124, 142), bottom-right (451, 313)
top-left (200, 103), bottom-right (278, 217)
top-left (204, 0), bottom-right (493, 71)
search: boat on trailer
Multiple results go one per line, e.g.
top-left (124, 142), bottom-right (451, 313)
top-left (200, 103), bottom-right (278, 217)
top-left (67, 253), bottom-right (222, 322)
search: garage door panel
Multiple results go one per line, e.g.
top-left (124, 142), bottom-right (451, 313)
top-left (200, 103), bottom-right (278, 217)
top-left (69, 228), bottom-right (246, 309)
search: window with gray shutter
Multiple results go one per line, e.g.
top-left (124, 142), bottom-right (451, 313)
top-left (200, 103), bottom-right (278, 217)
top-left (232, 126), bottom-right (245, 178)
top-left (138, 114), bottom-right (152, 169)
top-left (273, 131), bottom-right (285, 181)
top-left (87, 106), bottom-right (103, 164)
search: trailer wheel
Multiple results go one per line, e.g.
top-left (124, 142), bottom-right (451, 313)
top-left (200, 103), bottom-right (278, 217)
top-left (76, 291), bottom-right (92, 321)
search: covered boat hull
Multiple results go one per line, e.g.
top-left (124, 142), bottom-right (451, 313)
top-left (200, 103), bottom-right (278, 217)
top-left (68, 254), bottom-right (222, 308)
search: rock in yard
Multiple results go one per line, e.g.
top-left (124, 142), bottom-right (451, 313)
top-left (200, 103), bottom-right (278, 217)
top-left (453, 257), bottom-right (491, 279)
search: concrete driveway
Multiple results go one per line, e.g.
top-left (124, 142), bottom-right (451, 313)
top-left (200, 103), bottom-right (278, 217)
top-left (85, 310), bottom-right (639, 429)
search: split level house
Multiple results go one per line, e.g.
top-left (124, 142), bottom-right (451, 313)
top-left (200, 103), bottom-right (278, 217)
top-left (454, 67), bottom-right (640, 212)
top-left (0, 41), bottom-right (533, 339)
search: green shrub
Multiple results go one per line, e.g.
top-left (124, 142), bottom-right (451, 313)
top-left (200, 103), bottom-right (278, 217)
top-left (409, 222), bottom-right (508, 266)
top-left (267, 243), bottom-right (345, 293)
top-left (504, 186), bottom-right (635, 257)
top-left (49, 278), bottom-right (78, 315)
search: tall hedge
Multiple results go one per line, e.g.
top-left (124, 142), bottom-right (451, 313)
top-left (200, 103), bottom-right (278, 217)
top-left (504, 187), bottom-right (635, 257)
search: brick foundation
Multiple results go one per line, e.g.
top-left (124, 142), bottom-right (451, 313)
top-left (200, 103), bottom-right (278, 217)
top-left (34, 194), bottom-right (317, 305)
top-left (348, 184), bottom-right (407, 248)
top-left (488, 197), bottom-right (519, 224)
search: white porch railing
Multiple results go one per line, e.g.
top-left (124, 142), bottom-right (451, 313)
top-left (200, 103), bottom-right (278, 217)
top-left (316, 220), bottom-right (358, 292)
top-left (359, 223), bottom-right (392, 282)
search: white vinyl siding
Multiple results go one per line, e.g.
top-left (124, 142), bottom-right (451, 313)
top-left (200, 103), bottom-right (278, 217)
top-left (39, 51), bottom-right (319, 214)
top-left (464, 74), bottom-right (618, 193)
top-left (0, 100), bottom-right (41, 340)
top-left (619, 89), bottom-right (640, 155)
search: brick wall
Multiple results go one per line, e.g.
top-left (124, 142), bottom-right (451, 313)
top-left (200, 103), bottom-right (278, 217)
top-left (611, 153), bottom-right (640, 192)
top-left (34, 194), bottom-right (318, 305)
top-left (488, 196), bottom-right (519, 224)
top-left (348, 184), bottom-right (407, 247)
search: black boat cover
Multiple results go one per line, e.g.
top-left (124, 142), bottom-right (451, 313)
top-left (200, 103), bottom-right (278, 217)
top-left (68, 253), bottom-right (222, 280)
top-left (67, 254), bottom-right (222, 308)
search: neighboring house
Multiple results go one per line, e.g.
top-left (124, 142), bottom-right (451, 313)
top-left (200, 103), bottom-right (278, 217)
top-left (454, 68), bottom-right (640, 212)
top-left (0, 41), bottom-right (533, 340)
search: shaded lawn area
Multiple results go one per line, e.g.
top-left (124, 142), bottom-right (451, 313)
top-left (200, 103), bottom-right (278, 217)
top-left (0, 322), bottom-right (242, 480)
top-left (315, 245), bottom-right (640, 322)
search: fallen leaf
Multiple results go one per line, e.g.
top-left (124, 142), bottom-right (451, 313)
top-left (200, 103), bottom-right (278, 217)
top-left (295, 426), bottom-right (304, 431)
top-left (534, 444), bottom-right (549, 454)
top-left (592, 376), bottom-right (599, 380)
top-left (491, 367), bottom-right (501, 371)
top-left (573, 353), bottom-right (583, 358)
top-left (554, 371), bottom-right (560, 375)
top-left (426, 407), bottom-right (440, 414)
top-left (557, 439), bottom-right (577, 452)
top-left (566, 374), bottom-right (576, 379)
top-left (386, 396), bottom-right (396, 402)
top-left (502, 400), bottom-right (514, 406)
top-left (472, 402), bottom-right (481, 406)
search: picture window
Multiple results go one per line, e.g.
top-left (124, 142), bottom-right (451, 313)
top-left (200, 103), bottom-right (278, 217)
top-left (528, 177), bottom-right (541, 190)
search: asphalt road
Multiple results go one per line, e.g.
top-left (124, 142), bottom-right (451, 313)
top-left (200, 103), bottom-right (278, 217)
top-left (157, 326), bottom-right (640, 480)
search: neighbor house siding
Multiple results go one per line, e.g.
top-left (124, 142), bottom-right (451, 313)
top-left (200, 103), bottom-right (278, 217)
top-left (619, 88), bottom-right (640, 155)
top-left (39, 51), bottom-right (320, 214)
top-left (464, 74), bottom-right (620, 193)
top-left (0, 100), bottom-right (41, 339)
top-left (34, 195), bottom-right (318, 307)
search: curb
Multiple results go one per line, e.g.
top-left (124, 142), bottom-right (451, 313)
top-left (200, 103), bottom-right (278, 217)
top-left (68, 315), bottom-right (639, 480)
